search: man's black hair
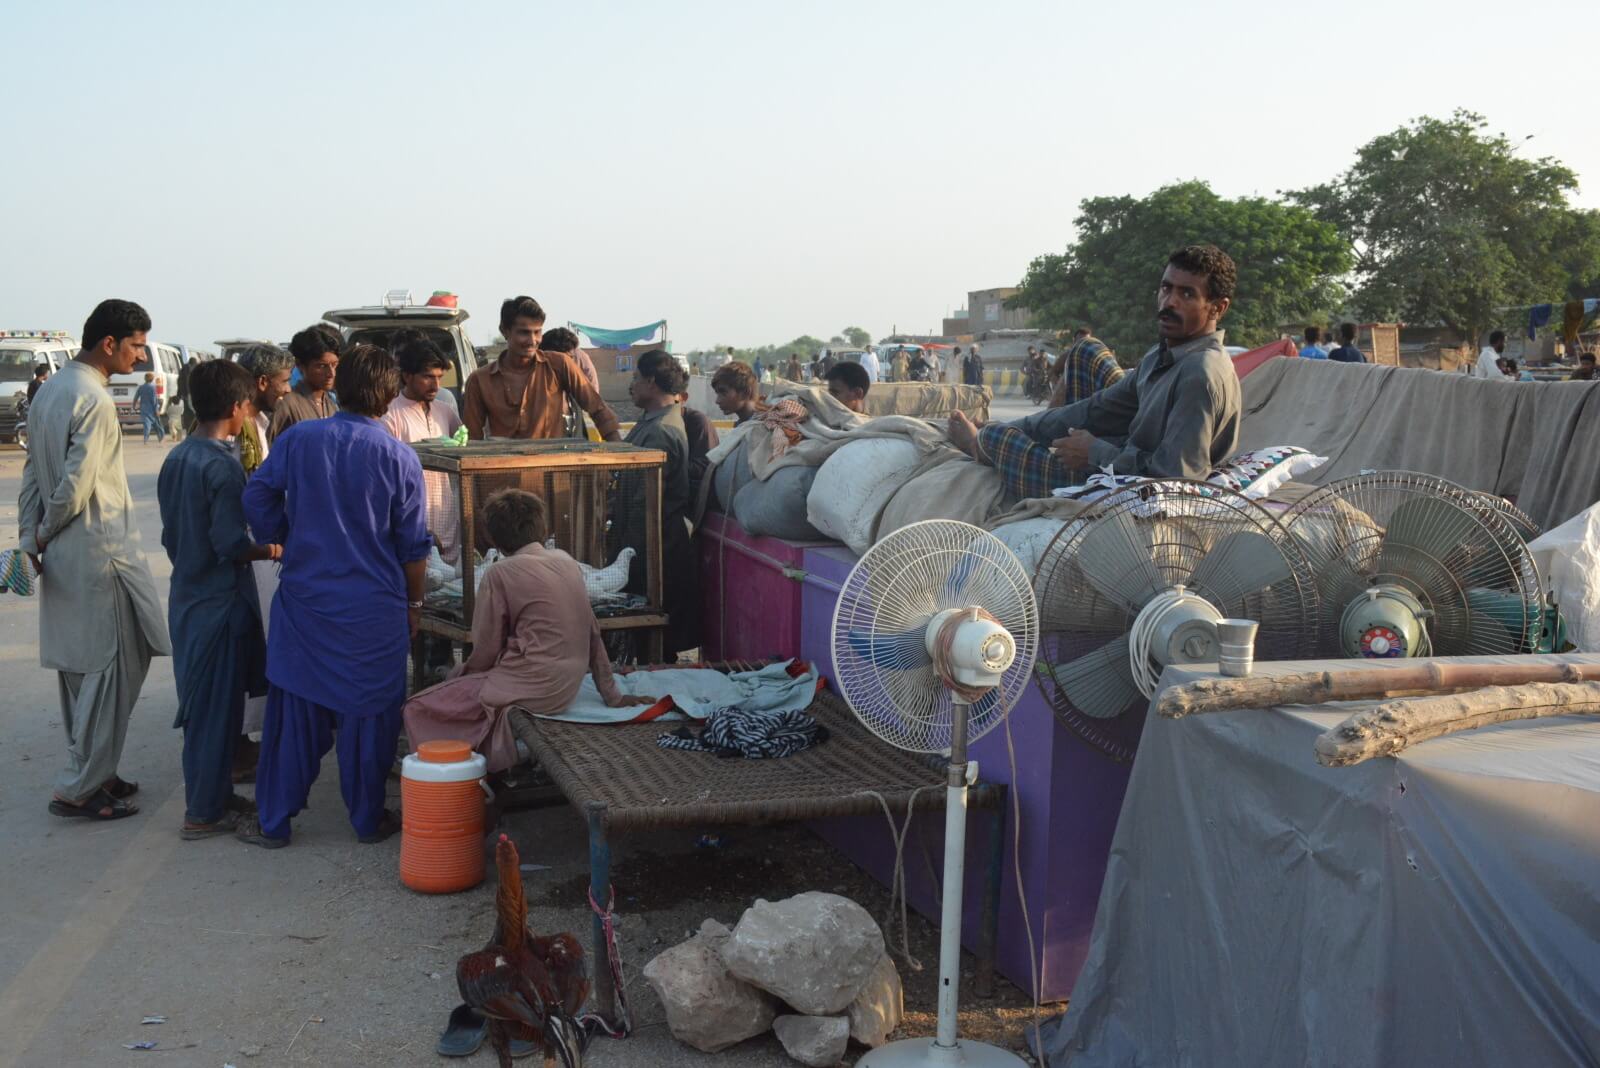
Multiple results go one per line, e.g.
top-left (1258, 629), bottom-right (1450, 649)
top-left (288, 323), bottom-right (342, 365)
top-left (1167, 244), bottom-right (1237, 302)
top-left (637, 349), bottom-right (688, 395)
top-left (1504, 358), bottom-right (1518, 374)
top-left (188, 359), bottom-right (255, 422)
top-left (499, 296), bottom-right (546, 330)
top-left (1304, 325), bottom-right (1321, 344)
top-left (33, 364), bottom-right (49, 377)
top-left (334, 342), bottom-right (400, 417)
top-left (395, 335), bottom-right (451, 376)
top-left (81, 299), bottom-right (151, 352)
top-left (825, 361), bottom-right (871, 395)
top-left (542, 327), bottom-right (580, 354)
top-left (483, 489), bottom-right (548, 553)
top-left (1339, 322), bottom-right (1357, 344)
top-left (1074, 326), bottom-right (1092, 337)
top-left (1489, 329), bottom-right (1507, 347)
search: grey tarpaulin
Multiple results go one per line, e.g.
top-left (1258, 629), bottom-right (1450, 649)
top-left (1039, 654), bottom-right (1600, 1067)
top-left (1236, 358), bottom-right (1600, 530)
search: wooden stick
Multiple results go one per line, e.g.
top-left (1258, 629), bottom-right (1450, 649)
top-left (1315, 682), bottom-right (1600, 766)
top-left (1156, 661), bottom-right (1600, 719)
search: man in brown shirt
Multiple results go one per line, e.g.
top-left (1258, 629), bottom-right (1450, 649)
top-left (463, 296), bottom-right (621, 440)
top-left (269, 323), bottom-right (340, 442)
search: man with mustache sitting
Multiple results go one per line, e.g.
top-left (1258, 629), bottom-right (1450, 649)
top-left (948, 244), bottom-right (1242, 499)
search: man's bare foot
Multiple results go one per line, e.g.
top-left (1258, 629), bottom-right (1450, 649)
top-left (947, 410), bottom-right (983, 458)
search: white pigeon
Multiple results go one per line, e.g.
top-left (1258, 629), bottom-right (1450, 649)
top-left (544, 540), bottom-right (637, 598)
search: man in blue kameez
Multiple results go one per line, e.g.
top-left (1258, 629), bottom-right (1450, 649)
top-left (237, 344), bottom-right (431, 848)
top-left (157, 361), bottom-right (280, 839)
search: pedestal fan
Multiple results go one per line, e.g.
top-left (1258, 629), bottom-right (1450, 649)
top-left (832, 519), bottom-right (1037, 1067)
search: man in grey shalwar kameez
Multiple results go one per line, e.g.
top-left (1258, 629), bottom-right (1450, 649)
top-left (19, 299), bottom-right (171, 821)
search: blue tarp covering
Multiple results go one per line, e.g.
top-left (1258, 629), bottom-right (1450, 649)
top-left (570, 320), bottom-right (666, 348)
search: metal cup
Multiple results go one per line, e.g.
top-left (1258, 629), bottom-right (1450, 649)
top-left (1216, 618), bottom-right (1258, 677)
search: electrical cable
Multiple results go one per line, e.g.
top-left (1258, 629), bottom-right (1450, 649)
top-left (932, 606), bottom-right (1003, 703)
top-left (1128, 587), bottom-right (1191, 697)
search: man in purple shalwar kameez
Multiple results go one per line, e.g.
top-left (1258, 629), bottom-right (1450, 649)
top-left (236, 344), bottom-right (431, 848)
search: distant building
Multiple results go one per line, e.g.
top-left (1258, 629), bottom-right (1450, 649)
top-left (941, 308), bottom-right (970, 338)
top-left (968, 288), bottom-right (1033, 332)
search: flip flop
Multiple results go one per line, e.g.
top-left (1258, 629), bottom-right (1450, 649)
top-left (103, 777), bottom-right (139, 799)
top-left (435, 1005), bottom-right (538, 1059)
top-left (357, 808), bottom-right (402, 845)
top-left (234, 815), bottom-right (289, 849)
top-left (181, 812), bottom-right (240, 840)
top-left (49, 788), bottom-right (138, 821)
top-left (436, 1004), bottom-right (485, 1057)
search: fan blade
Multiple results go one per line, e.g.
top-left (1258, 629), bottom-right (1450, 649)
top-left (1045, 636), bottom-right (1140, 719)
top-left (846, 626), bottom-right (930, 671)
top-left (1073, 511), bottom-right (1163, 612)
top-left (1188, 530), bottom-right (1293, 609)
top-left (1380, 497), bottom-right (1479, 567)
top-left (940, 548), bottom-right (978, 605)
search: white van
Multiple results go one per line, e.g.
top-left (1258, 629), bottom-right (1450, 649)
top-left (0, 331), bottom-right (78, 442)
top-left (108, 340), bottom-right (184, 422)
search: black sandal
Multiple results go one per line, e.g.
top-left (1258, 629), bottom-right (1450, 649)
top-left (49, 788), bottom-right (139, 821)
top-left (358, 808), bottom-right (402, 844)
top-left (103, 776), bottom-right (139, 800)
top-left (235, 815), bottom-right (289, 849)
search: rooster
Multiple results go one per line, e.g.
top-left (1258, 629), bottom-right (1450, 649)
top-left (457, 835), bottom-right (588, 1068)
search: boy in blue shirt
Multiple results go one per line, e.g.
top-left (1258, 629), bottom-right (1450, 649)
top-left (134, 371), bottom-right (165, 442)
top-left (157, 361), bottom-right (281, 839)
top-left (1299, 326), bottom-right (1329, 360)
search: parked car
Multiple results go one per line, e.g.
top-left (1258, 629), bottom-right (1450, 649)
top-left (108, 340), bottom-right (184, 423)
top-left (322, 291), bottom-right (479, 405)
top-left (0, 330), bottom-right (78, 443)
top-left (217, 338), bottom-right (277, 362)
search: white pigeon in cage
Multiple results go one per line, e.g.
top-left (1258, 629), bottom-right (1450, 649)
top-left (545, 539), bottom-right (637, 598)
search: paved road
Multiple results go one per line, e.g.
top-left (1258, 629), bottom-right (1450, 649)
top-left (0, 439), bottom-right (832, 1068)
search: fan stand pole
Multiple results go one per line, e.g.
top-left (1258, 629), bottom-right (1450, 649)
top-left (861, 697), bottom-right (1025, 1066)
top-left (934, 698), bottom-right (972, 1050)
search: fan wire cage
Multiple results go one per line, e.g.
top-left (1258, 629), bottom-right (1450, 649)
top-left (1032, 480), bottom-right (1320, 762)
top-left (1284, 471), bottom-right (1544, 658)
top-left (832, 521), bottom-right (1038, 754)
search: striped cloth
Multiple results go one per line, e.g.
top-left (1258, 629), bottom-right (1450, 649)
top-left (657, 705), bottom-right (830, 759)
top-left (0, 548), bottom-right (36, 596)
top-left (977, 423), bottom-right (1076, 500)
top-left (1052, 337), bottom-right (1124, 406)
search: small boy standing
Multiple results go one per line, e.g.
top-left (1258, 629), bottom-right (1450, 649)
top-left (157, 361), bottom-right (281, 838)
top-left (135, 371), bottom-right (165, 443)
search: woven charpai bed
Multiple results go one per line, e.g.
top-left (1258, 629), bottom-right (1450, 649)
top-left (509, 666), bottom-right (1008, 1024)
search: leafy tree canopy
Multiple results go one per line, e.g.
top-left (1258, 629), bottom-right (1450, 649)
top-left (1014, 181), bottom-right (1349, 360)
top-left (1289, 110), bottom-right (1600, 345)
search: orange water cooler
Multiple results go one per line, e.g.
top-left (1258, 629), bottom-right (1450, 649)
top-left (400, 740), bottom-right (489, 893)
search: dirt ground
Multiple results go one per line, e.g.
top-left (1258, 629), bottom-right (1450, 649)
top-left (0, 439), bottom-right (1049, 1068)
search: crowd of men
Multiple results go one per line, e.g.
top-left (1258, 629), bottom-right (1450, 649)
top-left (16, 295), bottom-right (730, 844)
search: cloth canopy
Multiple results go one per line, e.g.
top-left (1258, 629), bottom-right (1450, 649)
top-left (1231, 338), bottom-right (1297, 379)
top-left (569, 320), bottom-right (666, 348)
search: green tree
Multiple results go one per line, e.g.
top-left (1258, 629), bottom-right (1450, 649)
top-left (1289, 110), bottom-right (1600, 345)
top-left (842, 326), bottom-right (871, 348)
top-left (1014, 181), bottom-right (1349, 361)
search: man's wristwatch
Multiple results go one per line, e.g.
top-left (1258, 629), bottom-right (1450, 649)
top-left (407, 599), bottom-right (425, 610)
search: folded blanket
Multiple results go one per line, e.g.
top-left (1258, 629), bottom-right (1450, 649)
top-left (531, 659), bottom-right (822, 725)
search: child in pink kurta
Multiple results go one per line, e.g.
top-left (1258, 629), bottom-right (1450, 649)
top-left (402, 490), bottom-right (639, 771)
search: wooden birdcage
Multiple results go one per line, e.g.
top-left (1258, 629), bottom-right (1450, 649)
top-left (411, 439), bottom-right (668, 671)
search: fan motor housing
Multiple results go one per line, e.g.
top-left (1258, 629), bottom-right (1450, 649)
top-left (1340, 585), bottom-right (1427, 658)
top-left (1145, 589), bottom-right (1225, 666)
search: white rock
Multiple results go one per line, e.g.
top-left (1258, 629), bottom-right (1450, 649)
top-left (723, 892), bottom-right (887, 1015)
top-left (642, 919), bottom-right (778, 1053)
top-left (773, 1014), bottom-right (849, 1067)
top-left (846, 953), bottom-right (904, 1047)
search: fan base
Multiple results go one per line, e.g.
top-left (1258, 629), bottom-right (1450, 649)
top-left (858, 1036), bottom-right (1028, 1066)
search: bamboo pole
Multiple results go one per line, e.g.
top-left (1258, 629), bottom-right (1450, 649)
top-left (1315, 682), bottom-right (1600, 766)
top-left (1155, 661), bottom-right (1600, 719)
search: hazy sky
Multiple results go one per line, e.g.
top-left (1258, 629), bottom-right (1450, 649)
top-left (5, 0), bottom-right (1594, 352)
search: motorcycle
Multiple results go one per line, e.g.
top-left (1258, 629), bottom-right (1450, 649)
top-left (1024, 367), bottom-right (1051, 406)
top-left (11, 391), bottom-right (27, 451)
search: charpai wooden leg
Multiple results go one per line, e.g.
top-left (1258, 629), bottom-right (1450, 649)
top-left (586, 800), bottom-right (617, 1027)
